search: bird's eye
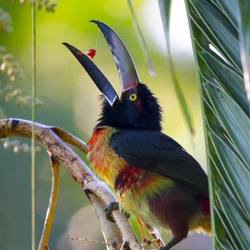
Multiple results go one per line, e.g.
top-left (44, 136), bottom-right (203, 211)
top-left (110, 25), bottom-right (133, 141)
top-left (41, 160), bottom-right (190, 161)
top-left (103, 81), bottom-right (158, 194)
top-left (129, 93), bottom-right (137, 102)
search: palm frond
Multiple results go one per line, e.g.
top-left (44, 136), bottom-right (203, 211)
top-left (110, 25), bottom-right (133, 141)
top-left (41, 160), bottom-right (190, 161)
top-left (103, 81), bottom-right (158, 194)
top-left (184, 0), bottom-right (250, 249)
top-left (159, 0), bottom-right (250, 249)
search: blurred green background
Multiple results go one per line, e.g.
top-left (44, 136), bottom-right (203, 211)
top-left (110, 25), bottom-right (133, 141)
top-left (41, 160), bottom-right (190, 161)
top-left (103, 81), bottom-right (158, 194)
top-left (0, 0), bottom-right (211, 249)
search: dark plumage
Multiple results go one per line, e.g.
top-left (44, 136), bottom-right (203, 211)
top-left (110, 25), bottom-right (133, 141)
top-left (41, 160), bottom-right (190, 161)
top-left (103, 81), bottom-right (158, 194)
top-left (97, 83), bottom-right (162, 131)
top-left (110, 129), bottom-right (209, 197)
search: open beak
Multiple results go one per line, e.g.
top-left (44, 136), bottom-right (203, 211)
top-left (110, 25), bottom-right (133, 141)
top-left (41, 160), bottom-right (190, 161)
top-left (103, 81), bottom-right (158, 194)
top-left (63, 42), bottom-right (118, 106)
top-left (63, 20), bottom-right (139, 105)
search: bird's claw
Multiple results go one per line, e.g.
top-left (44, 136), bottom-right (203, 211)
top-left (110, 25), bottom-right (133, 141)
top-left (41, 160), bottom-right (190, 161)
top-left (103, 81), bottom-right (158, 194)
top-left (104, 202), bottom-right (119, 222)
top-left (104, 202), bottom-right (130, 222)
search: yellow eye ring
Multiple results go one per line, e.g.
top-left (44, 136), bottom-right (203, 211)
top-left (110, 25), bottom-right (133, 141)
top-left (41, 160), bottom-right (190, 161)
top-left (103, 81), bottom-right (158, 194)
top-left (129, 93), bottom-right (137, 101)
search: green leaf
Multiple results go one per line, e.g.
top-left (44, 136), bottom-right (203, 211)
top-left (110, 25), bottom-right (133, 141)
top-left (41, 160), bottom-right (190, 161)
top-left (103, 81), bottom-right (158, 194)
top-left (215, 190), bottom-right (250, 250)
top-left (184, 0), bottom-right (250, 248)
top-left (204, 81), bottom-right (250, 167)
top-left (127, 0), bottom-right (155, 76)
top-left (237, 0), bottom-right (250, 107)
top-left (190, 0), bottom-right (241, 72)
top-left (199, 48), bottom-right (248, 114)
top-left (158, 0), bottom-right (195, 135)
top-left (213, 0), bottom-right (238, 29)
top-left (209, 132), bottom-right (250, 216)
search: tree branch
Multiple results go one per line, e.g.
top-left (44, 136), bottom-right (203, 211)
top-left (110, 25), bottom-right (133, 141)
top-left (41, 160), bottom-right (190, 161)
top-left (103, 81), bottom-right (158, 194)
top-left (0, 118), bottom-right (142, 250)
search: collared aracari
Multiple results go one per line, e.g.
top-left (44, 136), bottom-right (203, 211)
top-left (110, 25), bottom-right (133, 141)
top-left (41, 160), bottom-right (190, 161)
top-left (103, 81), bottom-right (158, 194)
top-left (63, 20), bottom-right (210, 250)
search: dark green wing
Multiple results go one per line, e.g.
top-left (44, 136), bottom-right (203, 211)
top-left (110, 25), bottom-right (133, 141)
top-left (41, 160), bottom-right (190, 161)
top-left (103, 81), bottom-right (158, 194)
top-left (110, 130), bottom-right (209, 197)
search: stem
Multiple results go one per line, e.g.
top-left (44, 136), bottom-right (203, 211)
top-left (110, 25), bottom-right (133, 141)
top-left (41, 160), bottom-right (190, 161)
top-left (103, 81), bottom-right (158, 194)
top-left (31, 1), bottom-right (37, 249)
top-left (38, 158), bottom-right (60, 250)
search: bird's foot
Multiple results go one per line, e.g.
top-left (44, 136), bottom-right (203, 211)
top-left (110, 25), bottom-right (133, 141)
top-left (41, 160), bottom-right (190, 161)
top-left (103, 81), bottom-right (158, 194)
top-left (159, 237), bottom-right (181, 250)
top-left (104, 202), bottom-right (130, 222)
top-left (104, 202), bottom-right (118, 222)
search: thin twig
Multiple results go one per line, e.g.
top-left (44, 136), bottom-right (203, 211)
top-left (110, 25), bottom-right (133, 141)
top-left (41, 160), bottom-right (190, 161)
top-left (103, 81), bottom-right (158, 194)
top-left (68, 236), bottom-right (120, 248)
top-left (38, 157), bottom-right (60, 250)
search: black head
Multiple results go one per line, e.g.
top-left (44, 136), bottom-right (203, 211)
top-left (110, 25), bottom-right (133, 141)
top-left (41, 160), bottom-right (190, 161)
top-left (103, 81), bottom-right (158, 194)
top-left (63, 20), bottom-right (162, 131)
top-left (97, 83), bottom-right (162, 130)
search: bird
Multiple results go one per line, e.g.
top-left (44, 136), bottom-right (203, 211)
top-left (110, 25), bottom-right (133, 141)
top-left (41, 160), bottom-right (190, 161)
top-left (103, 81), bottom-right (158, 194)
top-left (63, 20), bottom-right (211, 250)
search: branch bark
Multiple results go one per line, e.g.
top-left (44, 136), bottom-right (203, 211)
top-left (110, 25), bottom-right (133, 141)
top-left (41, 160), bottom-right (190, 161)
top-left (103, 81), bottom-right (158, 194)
top-left (0, 118), bottom-right (142, 250)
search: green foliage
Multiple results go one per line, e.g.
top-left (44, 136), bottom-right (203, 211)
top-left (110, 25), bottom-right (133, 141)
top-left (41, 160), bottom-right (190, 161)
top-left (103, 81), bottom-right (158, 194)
top-left (182, 0), bottom-right (250, 249)
top-left (157, 0), bottom-right (250, 249)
